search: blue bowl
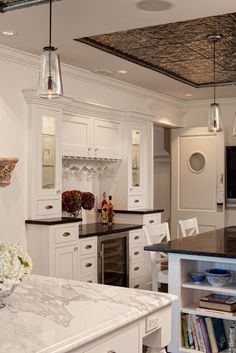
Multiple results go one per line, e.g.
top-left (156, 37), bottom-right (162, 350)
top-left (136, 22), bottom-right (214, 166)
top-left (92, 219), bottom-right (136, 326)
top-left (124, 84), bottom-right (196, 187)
top-left (189, 272), bottom-right (205, 284)
top-left (205, 268), bottom-right (232, 287)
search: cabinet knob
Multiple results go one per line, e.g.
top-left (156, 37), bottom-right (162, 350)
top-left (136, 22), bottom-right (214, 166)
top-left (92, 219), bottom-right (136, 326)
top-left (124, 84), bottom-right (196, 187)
top-left (85, 244), bottom-right (92, 249)
top-left (134, 236), bottom-right (140, 240)
top-left (88, 147), bottom-right (92, 151)
top-left (86, 280), bottom-right (93, 283)
top-left (134, 199), bottom-right (139, 203)
top-left (63, 232), bottom-right (70, 237)
top-left (134, 284), bottom-right (140, 288)
top-left (134, 251), bottom-right (140, 256)
top-left (56, 190), bottom-right (61, 195)
top-left (85, 262), bottom-right (92, 268)
top-left (149, 220), bottom-right (154, 224)
top-left (107, 351), bottom-right (116, 353)
top-left (134, 266), bottom-right (140, 271)
top-left (45, 205), bottom-right (53, 209)
top-left (74, 247), bottom-right (78, 252)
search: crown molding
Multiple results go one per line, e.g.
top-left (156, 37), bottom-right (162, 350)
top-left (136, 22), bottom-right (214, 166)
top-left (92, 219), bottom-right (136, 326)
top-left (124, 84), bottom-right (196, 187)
top-left (22, 89), bottom-right (73, 109)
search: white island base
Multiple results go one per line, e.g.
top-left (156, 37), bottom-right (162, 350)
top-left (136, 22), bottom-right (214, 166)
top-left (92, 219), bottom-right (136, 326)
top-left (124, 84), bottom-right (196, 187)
top-left (0, 275), bottom-right (177, 353)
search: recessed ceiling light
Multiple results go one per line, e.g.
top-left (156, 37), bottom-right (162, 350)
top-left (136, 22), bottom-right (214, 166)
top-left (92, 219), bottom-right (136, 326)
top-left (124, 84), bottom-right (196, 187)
top-left (136, 0), bottom-right (175, 11)
top-left (0, 30), bottom-right (17, 36)
top-left (185, 93), bottom-right (192, 97)
top-left (117, 70), bottom-right (127, 74)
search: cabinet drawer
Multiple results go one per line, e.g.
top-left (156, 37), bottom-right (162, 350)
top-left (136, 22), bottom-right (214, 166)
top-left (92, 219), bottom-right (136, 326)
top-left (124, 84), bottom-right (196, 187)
top-left (80, 256), bottom-right (96, 275)
top-left (129, 246), bottom-right (142, 261)
top-left (37, 199), bottom-right (60, 216)
top-left (84, 325), bottom-right (139, 353)
top-left (129, 260), bottom-right (143, 278)
top-left (128, 195), bottom-right (144, 209)
top-left (80, 237), bottom-right (97, 256)
top-left (54, 226), bottom-right (78, 244)
top-left (80, 273), bottom-right (97, 284)
top-left (143, 213), bottom-right (161, 226)
top-left (129, 229), bottom-right (142, 247)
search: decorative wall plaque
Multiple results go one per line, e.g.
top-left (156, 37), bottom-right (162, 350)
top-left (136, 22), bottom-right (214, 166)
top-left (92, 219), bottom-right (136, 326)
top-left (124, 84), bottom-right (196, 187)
top-left (0, 158), bottom-right (18, 186)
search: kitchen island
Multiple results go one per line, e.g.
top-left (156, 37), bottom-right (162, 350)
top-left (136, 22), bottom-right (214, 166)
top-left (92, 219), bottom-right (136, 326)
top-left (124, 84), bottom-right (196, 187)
top-left (0, 274), bottom-right (177, 353)
top-left (144, 226), bottom-right (236, 353)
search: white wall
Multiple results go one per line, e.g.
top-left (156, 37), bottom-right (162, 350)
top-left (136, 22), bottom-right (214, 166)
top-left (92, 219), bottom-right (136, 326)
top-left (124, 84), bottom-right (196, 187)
top-left (0, 45), bottom-right (184, 248)
top-left (184, 99), bottom-right (236, 226)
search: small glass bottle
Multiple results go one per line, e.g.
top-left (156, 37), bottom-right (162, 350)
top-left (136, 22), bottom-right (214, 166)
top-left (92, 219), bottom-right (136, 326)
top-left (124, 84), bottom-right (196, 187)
top-left (101, 192), bottom-right (108, 224)
top-left (107, 195), bottom-right (114, 226)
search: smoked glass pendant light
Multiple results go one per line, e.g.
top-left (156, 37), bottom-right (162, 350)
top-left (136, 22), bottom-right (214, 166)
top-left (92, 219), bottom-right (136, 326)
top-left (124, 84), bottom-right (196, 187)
top-left (208, 35), bottom-right (223, 132)
top-left (233, 112), bottom-right (236, 136)
top-left (38, 0), bottom-right (63, 99)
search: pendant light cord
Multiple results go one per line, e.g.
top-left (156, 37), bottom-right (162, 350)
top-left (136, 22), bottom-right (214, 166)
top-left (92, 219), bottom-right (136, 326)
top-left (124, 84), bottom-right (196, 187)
top-left (49, 0), bottom-right (52, 47)
top-left (213, 39), bottom-right (216, 104)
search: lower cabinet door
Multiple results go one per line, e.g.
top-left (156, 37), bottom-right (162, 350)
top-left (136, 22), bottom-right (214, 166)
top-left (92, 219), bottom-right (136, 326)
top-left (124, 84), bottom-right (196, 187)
top-left (84, 325), bottom-right (139, 353)
top-left (55, 244), bottom-right (78, 280)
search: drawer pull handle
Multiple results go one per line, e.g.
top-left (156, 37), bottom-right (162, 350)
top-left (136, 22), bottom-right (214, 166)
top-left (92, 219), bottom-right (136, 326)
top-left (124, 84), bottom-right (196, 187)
top-left (85, 244), bottom-right (92, 249)
top-left (86, 280), bottom-right (93, 283)
top-left (134, 236), bottom-right (140, 240)
top-left (45, 205), bottom-right (53, 209)
top-left (107, 351), bottom-right (116, 353)
top-left (134, 199), bottom-right (139, 203)
top-left (95, 148), bottom-right (99, 152)
top-left (149, 220), bottom-right (154, 224)
top-left (134, 284), bottom-right (140, 288)
top-left (85, 263), bottom-right (92, 268)
top-left (88, 147), bottom-right (92, 151)
top-left (134, 266), bottom-right (140, 271)
top-left (56, 190), bottom-right (61, 195)
top-left (134, 251), bottom-right (140, 256)
top-left (74, 247), bottom-right (78, 252)
top-left (63, 232), bottom-right (70, 237)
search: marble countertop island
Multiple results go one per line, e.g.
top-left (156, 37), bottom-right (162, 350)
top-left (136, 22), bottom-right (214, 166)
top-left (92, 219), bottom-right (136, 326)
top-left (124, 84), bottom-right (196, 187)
top-left (0, 275), bottom-right (176, 353)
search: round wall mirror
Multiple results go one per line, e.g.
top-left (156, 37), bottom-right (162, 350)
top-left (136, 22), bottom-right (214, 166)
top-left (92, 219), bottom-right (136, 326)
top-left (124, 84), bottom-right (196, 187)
top-left (188, 152), bottom-right (206, 173)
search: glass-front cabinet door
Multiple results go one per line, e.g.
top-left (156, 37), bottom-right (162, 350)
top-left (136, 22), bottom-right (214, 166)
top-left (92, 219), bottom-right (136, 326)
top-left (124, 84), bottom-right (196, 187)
top-left (128, 123), bottom-right (147, 197)
top-left (42, 115), bottom-right (56, 189)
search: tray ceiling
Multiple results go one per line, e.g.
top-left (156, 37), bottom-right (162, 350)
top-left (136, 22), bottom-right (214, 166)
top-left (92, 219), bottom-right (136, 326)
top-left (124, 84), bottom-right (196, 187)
top-left (77, 12), bottom-right (236, 88)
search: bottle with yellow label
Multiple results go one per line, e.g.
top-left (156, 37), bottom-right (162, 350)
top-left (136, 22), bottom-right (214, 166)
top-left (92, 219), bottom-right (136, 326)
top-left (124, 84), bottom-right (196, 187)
top-left (101, 192), bottom-right (108, 224)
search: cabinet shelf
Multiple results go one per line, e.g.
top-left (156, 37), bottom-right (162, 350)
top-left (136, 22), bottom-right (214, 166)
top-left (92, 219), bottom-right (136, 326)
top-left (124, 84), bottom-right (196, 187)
top-left (182, 281), bottom-right (236, 294)
top-left (181, 303), bottom-right (236, 321)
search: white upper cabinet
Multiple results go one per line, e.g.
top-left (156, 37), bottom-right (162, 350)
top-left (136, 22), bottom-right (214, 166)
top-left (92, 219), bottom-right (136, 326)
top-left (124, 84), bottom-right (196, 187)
top-left (62, 115), bottom-right (121, 159)
top-left (23, 89), bottom-right (71, 219)
top-left (62, 115), bottom-right (92, 157)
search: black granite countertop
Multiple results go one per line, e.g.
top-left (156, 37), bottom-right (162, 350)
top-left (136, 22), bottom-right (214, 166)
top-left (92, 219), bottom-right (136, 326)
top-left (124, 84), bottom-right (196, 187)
top-left (79, 223), bottom-right (143, 238)
top-left (25, 217), bottom-right (82, 225)
top-left (144, 226), bottom-right (236, 258)
top-left (98, 209), bottom-right (164, 214)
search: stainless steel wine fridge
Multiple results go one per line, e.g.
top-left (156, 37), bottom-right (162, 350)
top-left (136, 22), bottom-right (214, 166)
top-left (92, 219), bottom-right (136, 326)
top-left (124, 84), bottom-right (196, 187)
top-left (97, 232), bottom-right (129, 287)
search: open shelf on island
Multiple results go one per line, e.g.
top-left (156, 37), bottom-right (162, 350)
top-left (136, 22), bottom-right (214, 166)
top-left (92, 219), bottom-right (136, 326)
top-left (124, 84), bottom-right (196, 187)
top-left (182, 281), bottom-right (236, 293)
top-left (182, 303), bottom-right (236, 320)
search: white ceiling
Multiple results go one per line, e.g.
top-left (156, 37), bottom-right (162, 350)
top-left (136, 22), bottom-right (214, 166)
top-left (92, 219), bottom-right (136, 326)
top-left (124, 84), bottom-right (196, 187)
top-left (0, 0), bottom-right (236, 100)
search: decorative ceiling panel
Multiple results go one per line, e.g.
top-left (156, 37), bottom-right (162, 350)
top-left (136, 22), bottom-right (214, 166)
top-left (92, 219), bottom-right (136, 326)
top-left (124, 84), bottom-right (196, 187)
top-left (77, 12), bottom-right (236, 88)
top-left (0, 0), bottom-right (60, 12)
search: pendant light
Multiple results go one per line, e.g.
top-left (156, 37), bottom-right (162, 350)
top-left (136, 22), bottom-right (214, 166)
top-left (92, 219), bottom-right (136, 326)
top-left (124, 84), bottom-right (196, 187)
top-left (233, 112), bottom-right (236, 136)
top-left (37, 0), bottom-right (63, 99)
top-left (207, 35), bottom-right (223, 132)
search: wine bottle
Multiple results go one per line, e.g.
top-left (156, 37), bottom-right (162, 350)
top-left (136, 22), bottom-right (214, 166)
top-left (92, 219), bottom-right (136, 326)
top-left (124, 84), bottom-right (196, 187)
top-left (107, 195), bottom-right (114, 226)
top-left (101, 192), bottom-right (108, 224)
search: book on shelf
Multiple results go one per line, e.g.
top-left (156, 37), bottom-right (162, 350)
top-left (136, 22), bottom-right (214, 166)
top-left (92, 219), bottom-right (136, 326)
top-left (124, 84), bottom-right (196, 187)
top-left (189, 314), bottom-right (199, 351)
top-left (197, 306), bottom-right (236, 317)
top-left (205, 317), bottom-right (218, 353)
top-left (200, 294), bottom-right (236, 305)
top-left (193, 315), bottom-right (207, 352)
top-left (186, 314), bottom-right (195, 349)
top-left (211, 318), bottom-right (228, 352)
top-left (199, 300), bottom-right (236, 313)
top-left (182, 315), bottom-right (190, 349)
top-left (200, 317), bottom-right (212, 353)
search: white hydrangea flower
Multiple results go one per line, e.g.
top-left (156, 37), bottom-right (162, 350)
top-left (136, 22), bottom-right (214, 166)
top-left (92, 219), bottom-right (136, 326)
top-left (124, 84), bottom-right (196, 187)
top-left (0, 242), bottom-right (32, 290)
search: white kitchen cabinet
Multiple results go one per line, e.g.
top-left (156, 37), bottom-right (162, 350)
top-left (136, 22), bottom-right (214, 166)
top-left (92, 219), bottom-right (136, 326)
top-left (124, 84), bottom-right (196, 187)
top-left (83, 324), bottom-right (139, 353)
top-left (26, 222), bottom-right (80, 280)
top-left (79, 236), bottom-right (97, 283)
top-left (23, 89), bottom-right (71, 219)
top-left (62, 114), bottom-right (121, 159)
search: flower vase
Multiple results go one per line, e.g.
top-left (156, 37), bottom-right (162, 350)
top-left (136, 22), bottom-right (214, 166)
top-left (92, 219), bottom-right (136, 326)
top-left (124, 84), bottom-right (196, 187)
top-left (0, 284), bottom-right (17, 309)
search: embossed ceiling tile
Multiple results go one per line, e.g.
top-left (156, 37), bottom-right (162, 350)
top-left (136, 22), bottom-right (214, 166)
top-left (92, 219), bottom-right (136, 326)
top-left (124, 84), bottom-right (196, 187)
top-left (160, 58), bottom-right (215, 75)
top-left (215, 71), bottom-right (236, 84)
top-left (128, 44), bottom-right (203, 64)
top-left (180, 73), bottom-right (213, 85)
